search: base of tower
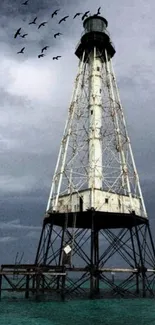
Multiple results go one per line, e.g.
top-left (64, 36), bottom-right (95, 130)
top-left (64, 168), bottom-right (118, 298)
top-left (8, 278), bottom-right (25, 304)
top-left (45, 210), bottom-right (147, 229)
top-left (35, 212), bottom-right (155, 301)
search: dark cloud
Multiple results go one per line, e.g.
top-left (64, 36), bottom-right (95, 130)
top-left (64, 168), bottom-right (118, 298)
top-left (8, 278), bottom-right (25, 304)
top-left (1, 0), bottom-right (63, 16)
top-left (0, 0), bottom-right (83, 58)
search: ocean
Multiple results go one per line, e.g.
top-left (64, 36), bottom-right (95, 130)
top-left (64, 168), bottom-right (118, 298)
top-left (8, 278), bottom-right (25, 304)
top-left (0, 298), bottom-right (155, 325)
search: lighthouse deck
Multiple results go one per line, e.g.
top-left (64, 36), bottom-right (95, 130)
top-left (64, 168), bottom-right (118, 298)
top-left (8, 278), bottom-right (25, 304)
top-left (45, 210), bottom-right (147, 229)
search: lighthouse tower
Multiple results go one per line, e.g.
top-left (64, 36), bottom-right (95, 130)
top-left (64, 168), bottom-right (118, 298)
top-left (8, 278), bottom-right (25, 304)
top-left (35, 15), bottom-right (155, 298)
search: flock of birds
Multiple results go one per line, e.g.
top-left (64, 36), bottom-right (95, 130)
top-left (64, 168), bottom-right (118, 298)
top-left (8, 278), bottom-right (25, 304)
top-left (14, 2), bottom-right (101, 60)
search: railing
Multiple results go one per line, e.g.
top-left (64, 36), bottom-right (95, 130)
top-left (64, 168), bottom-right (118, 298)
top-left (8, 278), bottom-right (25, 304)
top-left (75, 29), bottom-right (115, 53)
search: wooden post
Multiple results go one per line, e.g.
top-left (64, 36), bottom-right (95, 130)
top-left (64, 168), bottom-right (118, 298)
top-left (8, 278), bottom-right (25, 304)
top-left (32, 273), bottom-right (35, 295)
top-left (35, 273), bottom-right (40, 301)
top-left (61, 268), bottom-right (66, 301)
top-left (42, 274), bottom-right (45, 295)
top-left (25, 274), bottom-right (30, 299)
top-left (0, 274), bottom-right (2, 301)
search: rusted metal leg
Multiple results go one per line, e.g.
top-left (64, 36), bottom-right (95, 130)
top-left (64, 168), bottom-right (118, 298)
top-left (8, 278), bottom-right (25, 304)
top-left (90, 212), bottom-right (95, 299)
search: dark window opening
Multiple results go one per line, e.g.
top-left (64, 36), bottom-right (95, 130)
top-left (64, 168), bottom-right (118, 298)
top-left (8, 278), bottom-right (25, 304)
top-left (80, 197), bottom-right (83, 212)
top-left (91, 110), bottom-right (93, 115)
top-left (97, 67), bottom-right (100, 71)
top-left (105, 198), bottom-right (109, 204)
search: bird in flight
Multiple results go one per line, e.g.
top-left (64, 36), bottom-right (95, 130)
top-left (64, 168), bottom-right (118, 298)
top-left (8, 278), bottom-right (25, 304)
top-left (38, 22), bottom-right (47, 29)
top-left (51, 9), bottom-right (60, 18)
top-left (73, 13), bottom-right (82, 19)
top-left (53, 56), bottom-right (61, 60)
top-left (29, 17), bottom-right (37, 25)
top-left (41, 46), bottom-right (49, 53)
top-left (54, 32), bottom-right (62, 38)
top-left (82, 11), bottom-right (90, 20)
top-left (38, 54), bottom-right (45, 58)
top-left (58, 16), bottom-right (69, 24)
top-left (22, 0), bottom-right (29, 5)
top-left (17, 47), bottom-right (25, 54)
top-left (14, 28), bottom-right (21, 38)
top-left (20, 33), bottom-right (28, 38)
top-left (96, 7), bottom-right (101, 15)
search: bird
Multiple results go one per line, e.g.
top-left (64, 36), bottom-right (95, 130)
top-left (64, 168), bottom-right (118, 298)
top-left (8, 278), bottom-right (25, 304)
top-left (29, 17), bottom-right (37, 25)
top-left (96, 7), bottom-right (101, 16)
top-left (41, 46), bottom-right (49, 53)
top-left (38, 22), bottom-right (47, 29)
top-left (73, 12), bottom-right (82, 19)
top-left (38, 54), bottom-right (45, 58)
top-left (53, 56), bottom-right (61, 60)
top-left (82, 11), bottom-right (90, 20)
top-left (58, 16), bottom-right (69, 24)
top-left (51, 9), bottom-right (60, 18)
top-left (14, 28), bottom-right (21, 38)
top-left (22, 0), bottom-right (29, 5)
top-left (20, 33), bottom-right (28, 38)
top-left (54, 32), bottom-right (62, 38)
top-left (17, 47), bottom-right (25, 54)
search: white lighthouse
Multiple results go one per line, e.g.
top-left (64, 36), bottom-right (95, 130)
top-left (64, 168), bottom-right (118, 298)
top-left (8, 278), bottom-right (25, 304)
top-left (35, 14), bottom-right (155, 299)
top-left (46, 15), bottom-right (146, 224)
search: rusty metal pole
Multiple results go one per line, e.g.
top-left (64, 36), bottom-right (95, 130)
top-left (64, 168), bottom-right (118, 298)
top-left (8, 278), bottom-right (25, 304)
top-left (94, 229), bottom-right (99, 294)
top-left (90, 211), bottom-right (95, 298)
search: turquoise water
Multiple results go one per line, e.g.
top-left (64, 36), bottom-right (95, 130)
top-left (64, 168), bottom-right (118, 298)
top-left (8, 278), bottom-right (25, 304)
top-left (0, 299), bottom-right (155, 325)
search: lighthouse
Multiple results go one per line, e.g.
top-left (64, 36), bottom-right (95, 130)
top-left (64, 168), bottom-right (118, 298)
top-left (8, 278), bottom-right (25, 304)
top-left (35, 14), bottom-right (155, 299)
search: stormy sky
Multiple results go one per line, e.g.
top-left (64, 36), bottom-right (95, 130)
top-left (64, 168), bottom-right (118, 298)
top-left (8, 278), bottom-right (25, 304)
top-left (0, 0), bottom-right (155, 264)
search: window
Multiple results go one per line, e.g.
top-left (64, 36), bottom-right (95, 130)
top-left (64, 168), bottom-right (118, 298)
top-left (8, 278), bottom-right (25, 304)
top-left (80, 197), bottom-right (83, 212)
top-left (91, 110), bottom-right (93, 115)
top-left (105, 198), bottom-right (109, 204)
top-left (97, 67), bottom-right (100, 71)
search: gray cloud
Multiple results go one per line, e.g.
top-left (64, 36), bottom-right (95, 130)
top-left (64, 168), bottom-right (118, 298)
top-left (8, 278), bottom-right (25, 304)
top-left (0, 236), bottom-right (17, 243)
top-left (0, 219), bottom-right (41, 230)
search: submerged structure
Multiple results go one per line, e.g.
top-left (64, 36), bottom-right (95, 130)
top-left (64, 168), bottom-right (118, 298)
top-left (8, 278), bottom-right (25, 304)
top-left (1, 14), bottom-right (155, 300)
